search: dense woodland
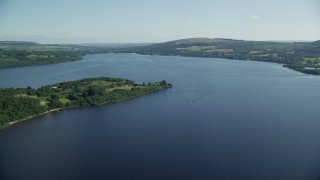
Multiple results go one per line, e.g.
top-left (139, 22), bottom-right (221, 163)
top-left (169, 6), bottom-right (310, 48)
top-left (0, 77), bottom-right (172, 129)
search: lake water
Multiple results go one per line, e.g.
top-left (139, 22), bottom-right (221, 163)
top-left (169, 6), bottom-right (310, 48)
top-left (1, 54), bottom-right (320, 179)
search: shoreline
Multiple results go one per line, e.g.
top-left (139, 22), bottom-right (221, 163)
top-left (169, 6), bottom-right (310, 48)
top-left (1, 87), bottom-right (171, 130)
top-left (1, 53), bottom-right (318, 75)
top-left (2, 107), bottom-right (73, 129)
top-left (114, 52), bottom-right (320, 75)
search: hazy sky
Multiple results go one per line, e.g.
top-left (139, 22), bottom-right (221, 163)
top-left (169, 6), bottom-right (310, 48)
top-left (0, 0), bottom-right (319, 43)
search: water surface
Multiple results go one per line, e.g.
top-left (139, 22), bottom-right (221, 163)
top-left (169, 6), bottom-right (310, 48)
top-left (1, 54), bottom-right (320, 179)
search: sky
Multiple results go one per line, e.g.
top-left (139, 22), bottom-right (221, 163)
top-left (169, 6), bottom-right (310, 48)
top-left (0, 0), bottom-right (319, 43)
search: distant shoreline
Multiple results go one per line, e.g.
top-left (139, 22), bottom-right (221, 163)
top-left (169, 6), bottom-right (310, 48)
top-left (1, 39), bottom-right (320, 75)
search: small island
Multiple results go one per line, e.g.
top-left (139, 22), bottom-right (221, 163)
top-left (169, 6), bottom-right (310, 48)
top-left (0, 77), bottom-right (172, 129)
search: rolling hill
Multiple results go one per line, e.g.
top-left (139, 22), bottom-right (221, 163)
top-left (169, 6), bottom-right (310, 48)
top-left (113, 38), bottom-right (320, 74)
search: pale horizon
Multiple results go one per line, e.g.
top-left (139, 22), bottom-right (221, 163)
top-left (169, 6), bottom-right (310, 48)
top-left (0, 37), bottom-right (317, 45)
top-left (1, 0), bottom-right (319, 44)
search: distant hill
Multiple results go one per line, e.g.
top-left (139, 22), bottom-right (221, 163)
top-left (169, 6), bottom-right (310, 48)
top-left (148, 38), bottom-right (305, 49)
top-left (78, 43), bottom-right (152, 48)
top-left (0, 41), bottom-right (38, 45)
top-left (113, 37), bottom-right (320, 75)
top-left (312, 40), bottom-right (320, 45)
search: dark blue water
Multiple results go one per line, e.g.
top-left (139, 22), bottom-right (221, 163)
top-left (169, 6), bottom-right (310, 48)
top-left (1, 54), bottom-right (320, 179)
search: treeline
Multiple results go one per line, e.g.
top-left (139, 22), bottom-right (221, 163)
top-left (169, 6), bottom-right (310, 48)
top-left (0, 77), bottom-right (172, 128)
top-left (283, 64), bottom-right (320, 75)
top-left (0, 90), bottom-right (47, 127)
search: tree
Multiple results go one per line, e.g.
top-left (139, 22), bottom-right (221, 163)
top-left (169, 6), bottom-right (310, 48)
top-left (160, 80), bottom-right (167, 86)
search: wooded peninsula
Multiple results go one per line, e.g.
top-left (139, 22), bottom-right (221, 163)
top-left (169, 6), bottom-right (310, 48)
top-left (0, 77), bottom-right (172, 129)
